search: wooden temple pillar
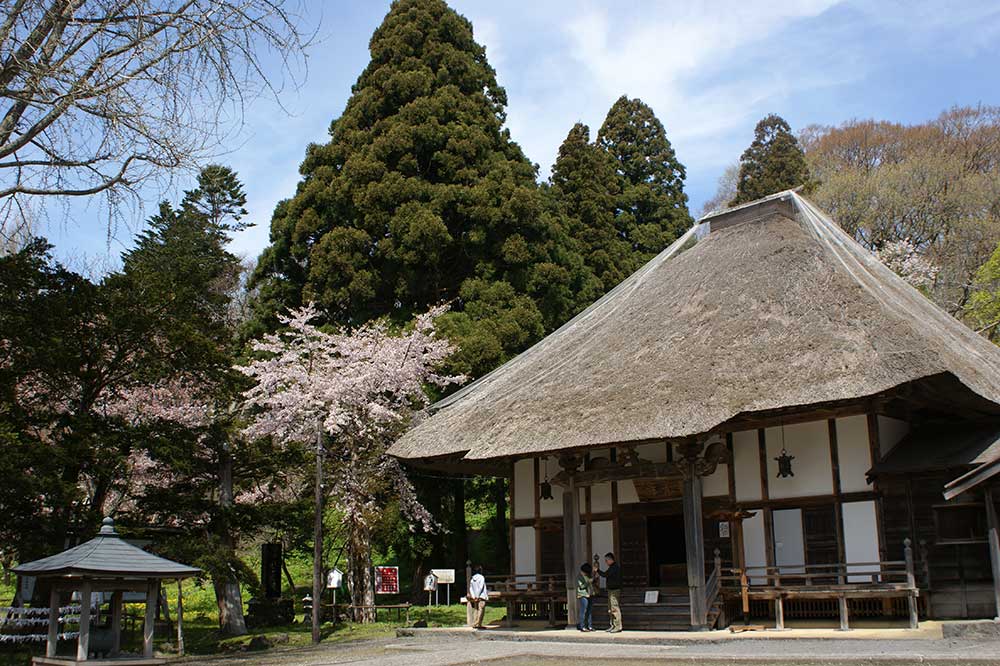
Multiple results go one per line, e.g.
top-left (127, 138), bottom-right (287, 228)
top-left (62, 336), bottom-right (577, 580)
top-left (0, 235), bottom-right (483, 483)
top-left (46, 586), bottom-right (59, 658)
top-left (985, 487), bottom-right (1000, 620)
top-left (144, 579), bottom-right (158, 658)
top-left (77, 580), bottom-right (92, 661)
top-left (560, 455), bottom-right (583, 628)
top-left (680, 441), bottom-right (708, 630)
top-left (111, 591), bottom-right (123, 657)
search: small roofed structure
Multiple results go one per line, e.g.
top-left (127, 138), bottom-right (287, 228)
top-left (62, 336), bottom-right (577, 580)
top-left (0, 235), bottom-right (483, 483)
top-left (12, 517), bottom-right (199, 666)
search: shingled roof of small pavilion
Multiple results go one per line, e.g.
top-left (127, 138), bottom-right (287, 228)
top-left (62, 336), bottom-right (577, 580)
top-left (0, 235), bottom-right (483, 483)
top-left (12, 517), bottom-right (199, 579)
top-left (389, 191), bottom-right (1000, 470)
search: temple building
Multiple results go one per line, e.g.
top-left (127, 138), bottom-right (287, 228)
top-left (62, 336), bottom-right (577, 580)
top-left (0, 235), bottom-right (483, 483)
top-left (389, 192), bottom-right (1000, 630)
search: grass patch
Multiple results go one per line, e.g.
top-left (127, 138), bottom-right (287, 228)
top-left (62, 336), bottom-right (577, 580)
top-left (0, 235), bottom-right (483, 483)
top-left (2, 563), bottom-right (493, 664)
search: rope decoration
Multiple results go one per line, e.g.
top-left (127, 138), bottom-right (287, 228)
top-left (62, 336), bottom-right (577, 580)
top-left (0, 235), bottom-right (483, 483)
top-left (0, 632), bottom-right (79, 644)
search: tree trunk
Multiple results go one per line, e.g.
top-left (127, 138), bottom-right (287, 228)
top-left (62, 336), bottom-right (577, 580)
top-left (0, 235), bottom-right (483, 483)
top-left (214, 441), bottom-right (247, 636)
top-left (311, 428), bottom-right (324, 644)
top-left (213, 576), bottom-right (246, 635)
top-left (348, 521), bottom-right (375, 623)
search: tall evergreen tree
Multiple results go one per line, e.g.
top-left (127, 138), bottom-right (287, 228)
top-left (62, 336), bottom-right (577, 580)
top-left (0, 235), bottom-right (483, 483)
top-left (550, 123), bottom-right (627, 294)
top-left (247, 0), bottom-right (591, 585)
top-left (731, 113), bottom-right (810, 205)
top-left (248, 0), bottom-right (585, 375)
top-left (596, 95), bottom-right (691, 259)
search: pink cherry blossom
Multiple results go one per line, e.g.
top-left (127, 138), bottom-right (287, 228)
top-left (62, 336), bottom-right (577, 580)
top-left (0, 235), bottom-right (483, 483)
top-left (237, 303), bottom-right (464, 531)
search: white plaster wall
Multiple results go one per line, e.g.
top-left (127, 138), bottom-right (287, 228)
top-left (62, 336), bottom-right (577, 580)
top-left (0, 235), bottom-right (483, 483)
top-left (513, 525), bottom-right (536, 585)
top-left (635, 442), bottom-right (668, 463)
top-left (591, 482), bottom-right (613, 513)
top-left (836, 415), bottom-right (873, 493)
top-left (704, 464), bottom-right (729, 497)
top-left (733, 429), bottom-right (761, 502)
top-left (877, 416), bottom-right (909, 459)
top-left (513, 458), bottom-right (535, 520)
top-left (743, 510), bottom-right (768, 584)
top-left (843, 500), bottom-right (880, 581)
top-left (591, 520), bottom-right (614, 589)
top-left (765, 420), bottom-right (832, 499)
top-left (773, 508), bottom-right (805, 574)
top-left (617, 479), bottom-right (640, 504)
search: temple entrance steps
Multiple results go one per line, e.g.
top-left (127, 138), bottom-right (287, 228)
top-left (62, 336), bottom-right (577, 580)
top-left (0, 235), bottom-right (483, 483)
top-left (588, 588), bottom-right (722, 631)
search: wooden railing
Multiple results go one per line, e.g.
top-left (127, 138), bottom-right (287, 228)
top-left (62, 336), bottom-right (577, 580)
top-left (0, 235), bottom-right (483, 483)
top-left (719, 538), bottom-right (920, 630)
top-left (705, 549), bottom-right (722, 616)
top-left (483, 573), bottom-right (566, 596)
top-left (463, 571), bottom-right (567, 628)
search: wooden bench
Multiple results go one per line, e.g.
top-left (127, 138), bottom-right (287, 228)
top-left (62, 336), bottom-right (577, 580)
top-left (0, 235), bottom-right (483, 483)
top-left (347, 603), bottom-right (411, 623)
top-left (721, 539), bottom-right (921, 631)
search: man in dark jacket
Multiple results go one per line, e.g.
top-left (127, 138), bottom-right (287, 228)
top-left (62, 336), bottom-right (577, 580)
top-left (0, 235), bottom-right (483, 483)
top-left (597, 552), bottom-right (622, 632)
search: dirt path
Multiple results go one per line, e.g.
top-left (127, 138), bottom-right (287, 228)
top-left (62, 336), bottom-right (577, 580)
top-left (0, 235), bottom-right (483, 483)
top-left (173, 632), bottom-right (1000, 666)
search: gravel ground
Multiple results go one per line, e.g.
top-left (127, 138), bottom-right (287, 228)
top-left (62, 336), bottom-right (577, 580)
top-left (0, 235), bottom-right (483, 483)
top-left (174, 633), bottom-right (1000, 666)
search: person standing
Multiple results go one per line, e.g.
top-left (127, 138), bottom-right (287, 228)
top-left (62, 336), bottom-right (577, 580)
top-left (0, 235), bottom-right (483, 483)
top-left (576, 563), bottom-right (595, 631)
top-left (597, 552), bottom-right (622, 632)
top-left (468, 565), bottom-right (488, 629)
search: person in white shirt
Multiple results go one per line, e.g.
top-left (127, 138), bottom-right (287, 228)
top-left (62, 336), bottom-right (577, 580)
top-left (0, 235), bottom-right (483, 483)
top-left (468, 565), bottom-right (488, 629)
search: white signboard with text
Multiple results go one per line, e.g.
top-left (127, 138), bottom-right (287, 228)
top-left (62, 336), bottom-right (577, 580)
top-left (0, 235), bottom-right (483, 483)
top-left (430, 568), bottom-right (455, 584)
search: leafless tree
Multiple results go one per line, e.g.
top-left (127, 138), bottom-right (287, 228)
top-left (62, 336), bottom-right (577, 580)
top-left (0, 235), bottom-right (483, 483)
top-left (0, 0), bottom-right (309, 244)
top-left (699, 162), bottom-right (738, 218)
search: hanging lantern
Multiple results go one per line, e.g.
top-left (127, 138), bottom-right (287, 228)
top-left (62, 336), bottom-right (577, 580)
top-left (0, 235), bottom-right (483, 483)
top-left (774, 423), bottom-right (794, 478)
top-left (539, 458), bottom-right (554, 500)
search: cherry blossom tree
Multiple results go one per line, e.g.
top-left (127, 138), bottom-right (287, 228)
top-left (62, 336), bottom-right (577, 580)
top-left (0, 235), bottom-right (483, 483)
top-left (238, 303), bottom-right (463, 634)
top-left (874, 238), bottom-right (940, 290)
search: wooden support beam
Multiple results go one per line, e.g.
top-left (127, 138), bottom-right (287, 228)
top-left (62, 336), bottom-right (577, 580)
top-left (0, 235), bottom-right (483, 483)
top-left (838, 595), bottom-right (850, 631)
top-left (46, 585), bottom-right (59, 658)
top-left (985, 488), bottom-right (1000, 620)
top-left (176, 581), bottom-right (184, 657)
top-left (904, 539), bottom-right (918, 630)
top-left (553, 460), bottom-right (683, 488)
top-left (561, 459), bottom-right (582, 628)
top-left (143, 579), bottom-right (157, 658)
top-left (683, 470), bottom-right (707, 629)
top-left (829, 420), bottom-right (848, 567)
top-left (111, 590), bottom-right (123, 657)
top-left (77, 580), bottom-right (92, 662)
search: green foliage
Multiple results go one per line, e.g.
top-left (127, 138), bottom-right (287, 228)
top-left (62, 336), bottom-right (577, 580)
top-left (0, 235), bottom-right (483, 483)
top-left (597, 95), bottom-right (692, 258)
top-left (0, 239), bottom-right (141, 557)
top-left (731, 113), bottom-right (810, 205)
top-left (966, 242), bottom-right (1000, 342)
top-left (550, 123), bottom-right (626, 293)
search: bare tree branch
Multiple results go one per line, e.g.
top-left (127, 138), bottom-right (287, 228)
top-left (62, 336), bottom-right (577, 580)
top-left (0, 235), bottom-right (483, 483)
top-left (0, 0), bottom-right (310, 230)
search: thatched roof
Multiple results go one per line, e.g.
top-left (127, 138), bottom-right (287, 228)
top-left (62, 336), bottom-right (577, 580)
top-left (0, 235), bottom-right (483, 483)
top-left (390, 191), bottom-right (1000, 467)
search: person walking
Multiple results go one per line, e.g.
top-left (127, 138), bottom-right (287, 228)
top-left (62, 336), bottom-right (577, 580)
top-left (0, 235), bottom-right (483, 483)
top-left (576, 563), bottom-right (595, 631)
top-left (597, 552), bottom-right (622, 632)
top-left (468, 565), bottom-right (488, 629)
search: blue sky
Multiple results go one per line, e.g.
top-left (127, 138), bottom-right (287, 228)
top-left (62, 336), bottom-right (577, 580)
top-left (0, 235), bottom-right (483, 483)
top-left (42, 0), bottom-right (1000, 270)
